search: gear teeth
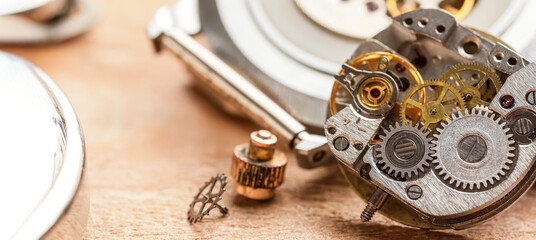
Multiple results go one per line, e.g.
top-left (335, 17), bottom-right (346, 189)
top-left (440, 62), bottom-right (501, 108)
top-left (431, 108), bottom-right (517, 192)
top-left (470, 108), bottom-right (477, 115)
top-left (188, 174), bottom-right (228, 224)
top-left (375, 122), bottom-right (434, 180)
top-left (401, 79), bottom-right (467, 127)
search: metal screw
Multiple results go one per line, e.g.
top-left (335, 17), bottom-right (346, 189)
top-left (406, 184), bottom-right (423, 200)
top-left (457, 135), bottom-right (487, 163)
top-left (514, 118), bottom-right (534, 136)
top-left (526, 90), bottom-right (536, 105)
top-left (360, 204), bottom-right (376, 222)
top-left (354, 141), bottom-right (364, 151)
top-left (394, 138), bottom-right (417, 160)
top-left (430, 108), bottom-right (437, 115)
top-left (333, 136), bottom-right (349, 151)
top-left (361, 188), bottom-right (389, 222)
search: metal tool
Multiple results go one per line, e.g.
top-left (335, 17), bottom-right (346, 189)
top-left (148, 11), bottom-right (333, 169)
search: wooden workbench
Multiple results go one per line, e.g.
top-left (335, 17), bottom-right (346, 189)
top-left (2, 1), bottom-right (536, 239)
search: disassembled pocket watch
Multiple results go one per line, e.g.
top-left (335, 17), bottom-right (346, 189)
top-left (325, 9), bottom-right (536, 229)
top-left (149, 3), bottom-right (536, 230)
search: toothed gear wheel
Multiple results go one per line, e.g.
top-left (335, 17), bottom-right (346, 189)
top-left (374, 122), bottom-right (434, 179)
top-left (432, 109), bottom-right (516, 192)
top-left (188, 173), bottom-right (229, 223)
top-left (400, 79), bottom-right (467, 129)
top-left (440, 62), bottom-right (501, 109)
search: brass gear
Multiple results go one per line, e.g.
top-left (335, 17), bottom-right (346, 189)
top-left (386, 0), bottom-right (475, 21)
top-left (440, 62), bottom-right (501, 109)
top-left (188, 173), bottom-right (229, 223)
top-left (329, 51), bottom-right (424, 116)
top-left (400, 80), bottom-right (466, 129)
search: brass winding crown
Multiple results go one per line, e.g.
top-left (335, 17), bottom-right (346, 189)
top-left (231, 130), bottom-right (287, 200)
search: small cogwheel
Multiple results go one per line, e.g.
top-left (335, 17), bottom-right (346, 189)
top-left (400, 79), bottom-right (466, 129)
top-left (432, 108), bottom-right (516, 192)
top-left (374, 122), bottom-right (435, 180)
top-left (187, 173), bottom-right (229, 224)
top-left (440, 62), bottom-right (502, 109)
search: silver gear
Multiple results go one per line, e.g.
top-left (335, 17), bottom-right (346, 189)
top-left (188, 173), bottom-right (229, 223)
top-left (432, 108), bottom-right (516, 192)
top-left (374, 122), bottom-right (434, 179)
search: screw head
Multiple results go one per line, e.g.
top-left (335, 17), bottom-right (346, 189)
top-left (526, 90), bottom-right (536, 105)
top-left (333, 136), bottom-right (350, 151)
top-left (406, 184), bottom-right (423, 200)
top-left (394, 137), bottom-right (417, 160)
top-left (457, 134), bottom-right (487, 163)
top-left (354, 141), bottom-right (364, 151)
top-left (514, 117), bottom-right (534, 136)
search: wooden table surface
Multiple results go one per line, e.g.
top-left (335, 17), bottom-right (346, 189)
top-left (2, 1), bottom-right (536, 239)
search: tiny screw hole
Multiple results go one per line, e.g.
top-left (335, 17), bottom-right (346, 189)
top-left (495, 52), bottom-right (504, 61)
top-left (463, 41), bottom-right (479, 55)
top-left (418, 17), bottom-right (428, 27)
top-left (328, 126), bottom-right (336, 134)
top-left (507, 57), bottom-right (517, 66)
top-left (404, 18), bottom-right (413, 26)
top-left (436, 25), bottom-right (445, 33)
